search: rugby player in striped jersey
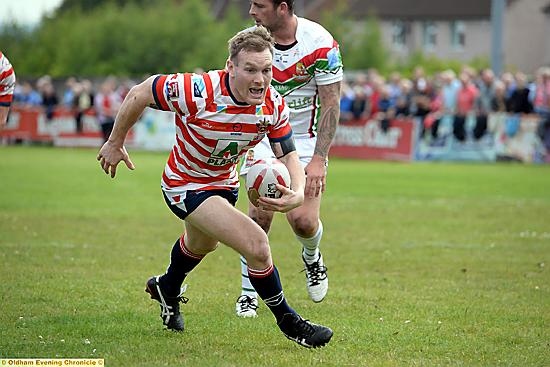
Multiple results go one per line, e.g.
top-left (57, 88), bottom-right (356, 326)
top-left (97, 26), bottom-right (332, 348)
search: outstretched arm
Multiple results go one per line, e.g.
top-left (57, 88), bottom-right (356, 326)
top-left (305, 81), bottom-right (341, 197)
top-left (96, 76), bottom-right (157, 178)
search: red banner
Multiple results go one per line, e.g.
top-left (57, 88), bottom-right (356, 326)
top-left (1, 106), bottom-right (134, 147)
top-left (330, 118), bottom-right (416, 161)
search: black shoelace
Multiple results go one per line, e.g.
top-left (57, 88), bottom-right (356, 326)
top-left (302, 260), bottom-right (328, 286)
top-left (292, 316), bottom-right (315, 336)
top-left (238, 295), bottom-right (258, 311)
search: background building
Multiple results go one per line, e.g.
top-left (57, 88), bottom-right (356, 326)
top-left (218, 0), bottom-right (550, 74)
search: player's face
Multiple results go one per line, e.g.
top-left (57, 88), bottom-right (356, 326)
top-left (228, 48), bottom-right (273, 106)
top-left (249, 0), bottom-right (282, 32)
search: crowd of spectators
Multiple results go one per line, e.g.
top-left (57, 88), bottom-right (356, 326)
top-left (12, 75), bottom-right (133, 142)
top-left (9, 65), bottom-right (550, 148)
top-left (340, 66), bottom-right (550, 146)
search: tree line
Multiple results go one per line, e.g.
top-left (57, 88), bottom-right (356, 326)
top-left (0, 0), bottom-right (485, 79)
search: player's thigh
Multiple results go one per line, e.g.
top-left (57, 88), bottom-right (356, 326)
top-left (186, 196), bottom-right (271, 264)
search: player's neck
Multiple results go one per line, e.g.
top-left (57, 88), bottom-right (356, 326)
top-left (272, 15), bottom-right (298, 46)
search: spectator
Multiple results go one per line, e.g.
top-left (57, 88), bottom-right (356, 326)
top-left (387, 71), bottom-right (402, 107)
top-left (533, 67), bottom-right (550, 157)
top-left (454, 71), bottom-right (479, 141)
top-left (500, 72), bottom-right (516, 100)
top-left (39, 78), bottom-right (59, 122)
top-left (440, 69), bottom-right (460, 116)
top-left (376, 85), bottom-right (395, 133)
top-left (95, 77), bottom-right (122, 142)
top-left (491, 80), bottom-right (507, 113)
top-left (15, 81), bottom-right (42, 107)
top-left (394, 78), bottom-right (413, 117)
top-left (73, 79), bottom-right (95, 134)
top-left (507, 72), bottom-right (533, 114)
top-left (350, 85), bottom-right (369, 120)
top-left (532, 67), bottom-right (550, 116)
top-left (423, 83), bottom-right (444, 140)
top-left (411, 66), bottom-right (432, 129)
top-left (339, 80), bottom-right (354, 121)
top-left (474, 68), bottom-right (495, 140)
top-left (62, 77), bottom-right (77, 108)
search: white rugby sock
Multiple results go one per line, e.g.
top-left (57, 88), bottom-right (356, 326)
top-left (296, 220), bottom-right (323, 263)
top-left (240, 255), bottom-right (257, 297)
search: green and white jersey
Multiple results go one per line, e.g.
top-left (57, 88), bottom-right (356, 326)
top-left (271, 17), bottom-right (343, 139)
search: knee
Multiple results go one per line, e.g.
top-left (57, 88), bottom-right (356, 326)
top-left (290, 215), bottom-right (318, 238)
top-left (244, 232), bottom-right (271, 266)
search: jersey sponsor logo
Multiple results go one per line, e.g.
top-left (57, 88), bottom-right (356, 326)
top-left (167, 81), bottom-right (179, 100)
top-left (208, 140), bottom-right (247, 166)
top-left (287, 96), bottom-right (313, 110)
top-left (192, 76), bottom-right (205, 98)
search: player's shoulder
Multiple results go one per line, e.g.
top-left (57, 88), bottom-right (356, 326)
top-left (0, 51), bottom-right (13, 71)
top-left (296, 17), bottom-right (337, 47)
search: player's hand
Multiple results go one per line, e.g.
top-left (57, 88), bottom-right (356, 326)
top-left (96, 141), bottom-right (135, 178)
top-left (257, 184), bottom-right (304, 213)
top-left (304, 155), bottom-right (327, 198)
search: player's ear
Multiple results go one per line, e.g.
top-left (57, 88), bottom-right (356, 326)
top-left (226, 58), bottom-right (234, 77)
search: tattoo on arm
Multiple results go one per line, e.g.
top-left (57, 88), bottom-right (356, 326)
top-left (315, 81), bottom-right (341, 158)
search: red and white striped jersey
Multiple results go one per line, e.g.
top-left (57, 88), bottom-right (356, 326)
top-left (152, 70), bottom-right (292, 193)
top-left (0, 51), bottom-right (16, 107)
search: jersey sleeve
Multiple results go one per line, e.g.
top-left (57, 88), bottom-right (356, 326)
top-left (0, 53), bottom-right (16, 107)
top-left (314, 39), bottom-right (344, 86)
top-left (152, 73), bottom-right (192, 116)
top-left (267, 89), bottom-right (293, 142)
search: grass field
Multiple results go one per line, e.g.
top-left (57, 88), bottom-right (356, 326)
top-left (0, 146), bottom-right (549, 367)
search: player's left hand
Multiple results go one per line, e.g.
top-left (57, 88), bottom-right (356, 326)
top-left (304, 155), bottom-right (327, 198)
top-left (257, 184), bottom-right (304, 213)
top-left (96, 141), bottom-right (135, 178)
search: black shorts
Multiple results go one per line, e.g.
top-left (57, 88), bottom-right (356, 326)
top-left (163, 189), bottom-right (239, 220)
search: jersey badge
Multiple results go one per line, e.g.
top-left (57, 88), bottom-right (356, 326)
top-left (256, 117), bottom-right (270, 133)
top-left (293, 62), bottom-right (310, 82)
top-left (327, 46), bottom-right (343, 70)
top-left (167, 81), bottom-right (179, 100)
top-left (192, 76), bottom-right (205, 98)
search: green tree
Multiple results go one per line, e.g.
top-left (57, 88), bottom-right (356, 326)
top-left (1, 0), bottom-right (248, 78)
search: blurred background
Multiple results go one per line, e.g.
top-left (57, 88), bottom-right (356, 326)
top-left (1, 0), bottom-right (550, 163)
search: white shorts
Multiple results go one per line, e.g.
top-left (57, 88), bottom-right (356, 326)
top-left (240, 136), bottom-right (323, 175)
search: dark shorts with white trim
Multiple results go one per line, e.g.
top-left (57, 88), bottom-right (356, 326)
top-left (162, 188), bottom-right (239, 220)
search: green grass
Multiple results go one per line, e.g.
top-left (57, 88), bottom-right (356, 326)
top-left (0, 146), bottom-right (549, 366)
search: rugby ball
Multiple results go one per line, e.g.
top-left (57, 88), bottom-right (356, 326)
top-left (245, 158), bottom-right (291, 207)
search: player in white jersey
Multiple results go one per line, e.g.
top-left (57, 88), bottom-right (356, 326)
top-left (235, 0), bottom-right (343, 317)
top-left (0, 51), bottom-right (16, 129)
top-left (96, 26), bottom-right (333, 348)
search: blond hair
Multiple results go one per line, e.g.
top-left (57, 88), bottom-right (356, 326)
top-left (228, 26), bottom-right (274, 63)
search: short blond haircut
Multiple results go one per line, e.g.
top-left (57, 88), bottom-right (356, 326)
top-left (228, 26), bottom-right (274, 63)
